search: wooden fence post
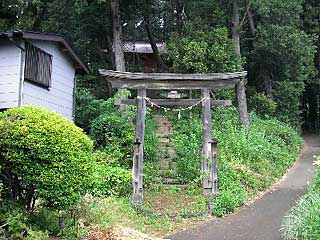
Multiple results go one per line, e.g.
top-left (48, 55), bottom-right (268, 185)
top-left (201, 89), bottom-right (213, 197)
top-left (132, 89), bottom-right (147, 206)
top-left (236, 78), bottom-right (249, 128)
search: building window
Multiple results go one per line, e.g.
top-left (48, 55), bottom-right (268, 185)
top-left (24, 42), bottom-right (52, 89)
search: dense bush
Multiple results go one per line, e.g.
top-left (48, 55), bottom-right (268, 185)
top-left (170, 107), bottom-right (302, 216)
top-left (90, 113), bottom-right (135, 167)
top-left (248, 93), bottom-right (277, 117)
top-left (89, 109), bottom-right (159, 167)
top-left (91, 163), bottom-right (131, 196)
top-left (168, 27), bottom-right (241, 73)
top-left (0, 202), bottom-right (49, 239)
top-left (0, 106), bottom-right (94, 210)
top-left (75, 88), bottom-right (109, 132)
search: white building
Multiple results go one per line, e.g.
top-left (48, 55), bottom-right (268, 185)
top-left (0, 30), bottom-right (89, 120)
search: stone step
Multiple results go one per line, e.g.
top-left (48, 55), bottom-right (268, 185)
top-left (169, 161), bottom-right (177, 170)
top-left (159, 142), bottom-right (174, 148)
top-left (156, 126), bottom-right (171, 137)
top-left (161, 184), bottom-right (189, 190)
top-left (153, 114), bottom-right (177, 175)
top-left (159, 137), bottom-right (170, 143)
top-left (160, 160), bottom-right (169, 169)
top-left (167, 148), bottom-right (176, 159)
top-left (159, 177), bottom-right (181, 185)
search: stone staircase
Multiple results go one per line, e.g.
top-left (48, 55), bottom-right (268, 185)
top-left (152, 114), bottom-right (177, 182)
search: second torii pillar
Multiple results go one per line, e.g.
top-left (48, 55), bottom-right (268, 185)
top-left (201, 89), bottom-right (218, 199)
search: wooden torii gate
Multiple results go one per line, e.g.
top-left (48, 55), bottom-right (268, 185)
top-left (99, 70), bottom-right (249, 206)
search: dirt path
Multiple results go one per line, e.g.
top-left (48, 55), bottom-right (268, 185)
top-left (169, 134), bottom-right (320, 240)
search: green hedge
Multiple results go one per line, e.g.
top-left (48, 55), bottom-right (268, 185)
top-left (0, 106), bottom-right (94, 210)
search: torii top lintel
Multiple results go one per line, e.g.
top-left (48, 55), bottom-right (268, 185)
top-left (99, 70), bottom-right (247, 90)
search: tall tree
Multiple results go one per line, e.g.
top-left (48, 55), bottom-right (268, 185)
top-left (111, 0), bottom-right (126, 71)
top-left (232, 0), bottom-right (241, 55)
top-left (301, 0), bottom-right (320, 130)
top-left (249, 0), bottom-right (317, 127)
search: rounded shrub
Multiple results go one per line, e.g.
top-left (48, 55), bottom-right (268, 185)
top-left (0, 106), bottom-right (94, 210)
top-left (248, 93), bottom-right (277, 117)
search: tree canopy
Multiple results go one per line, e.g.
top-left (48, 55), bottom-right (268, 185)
top-left (1, 0), bottom-right (319, 129)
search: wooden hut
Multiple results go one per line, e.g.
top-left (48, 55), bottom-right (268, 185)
top-left (102, 41), bottom-right (166, 72)
top-left (0, 30), bottom-right (89, 120)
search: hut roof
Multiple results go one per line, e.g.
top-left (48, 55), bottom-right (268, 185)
top-left (0, 30), bottom-right (89, 74)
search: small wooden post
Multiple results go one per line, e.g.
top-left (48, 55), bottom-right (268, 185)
top-left (206, 139), bottom-right (218, 211)
top-left (201, 89), bottom-right (213, 197)
top-left (211, 139), bottom-right (218, 195)
top-left (236, 78), bottom-right (249, 128)
top-left (132, 89), bottom-right (147, 206)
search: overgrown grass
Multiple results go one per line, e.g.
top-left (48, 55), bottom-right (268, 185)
top-left (282, 157), bottom-right (320, 240)
top-left (282, 192), bottom-right (320, 240)
top-left (168, 107), bottom-right (302, 216)
top-left (78, 194), bottom-right (207, 237)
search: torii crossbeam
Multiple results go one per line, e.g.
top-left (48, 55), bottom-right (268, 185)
top-left (99, 70), bottom-right (249, 207)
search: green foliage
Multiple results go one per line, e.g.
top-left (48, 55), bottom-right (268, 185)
top-left (282, 154), bottom-right (320, 239)
top-left (214, 89), bottom-right (237, 102)
top-left (274, 81), bottom-right (305, 127)
top-left (168, 27), bottom-right (241, 73)
top-left (0, 202), bottom-right (49, 240)
top-left (85, 93), bottom-right (159, 167)
top-left (91, 163), bottom-right (131, 197)
top-left (282, 192), bottom-right (320, 240)
top-left (75, 88), bottom-right (109, 132)
top-left (253, 0), bottom-right (303, 26)
top-left (248, 93), bottom-right (277, 117)
top-left (76, 90), bottom-right (158, 198)
top-left (0, 204), bottom-right (85, 239)
top-left (0, 106), bottom-right (94, 210)
top-left (0, 0), bottom-right (46, 31)
top-left (172, 118), bottom-right (201, 183)
top-left (29, 208), bottom-right (61, 236)
top-left (30, 207), bottom-right (86, 239)
top-left (144, 118), bottom-right (160, 163)
top-left (250, 0), bottom-right (317, 127)
top-left (90, 112), bottom-right (135, 167)
top-left (171, 107), bottom-right (302, 216)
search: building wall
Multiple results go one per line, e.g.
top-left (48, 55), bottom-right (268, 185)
top-left (23, 40), bottom-right (75, 121)
top-left (0, 40), bottom-right (22, 109)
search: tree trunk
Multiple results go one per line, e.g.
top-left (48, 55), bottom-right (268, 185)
top-left (248, 8), bottom-right (256, 36)
top-left (232, 0), bottom-right (250, 128)
top-left (106, 35), bottom-right (115, 67)
top-left (172, 0), bottom-right (186, 34)
top-left (111, 0), bottom-right (126, 72)
top-left (144, 15), bottom-right (168, 72)
top-left (232, 0), bottom-right (241, 55)
top-left (263, 74), bottom-right (273, 99)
